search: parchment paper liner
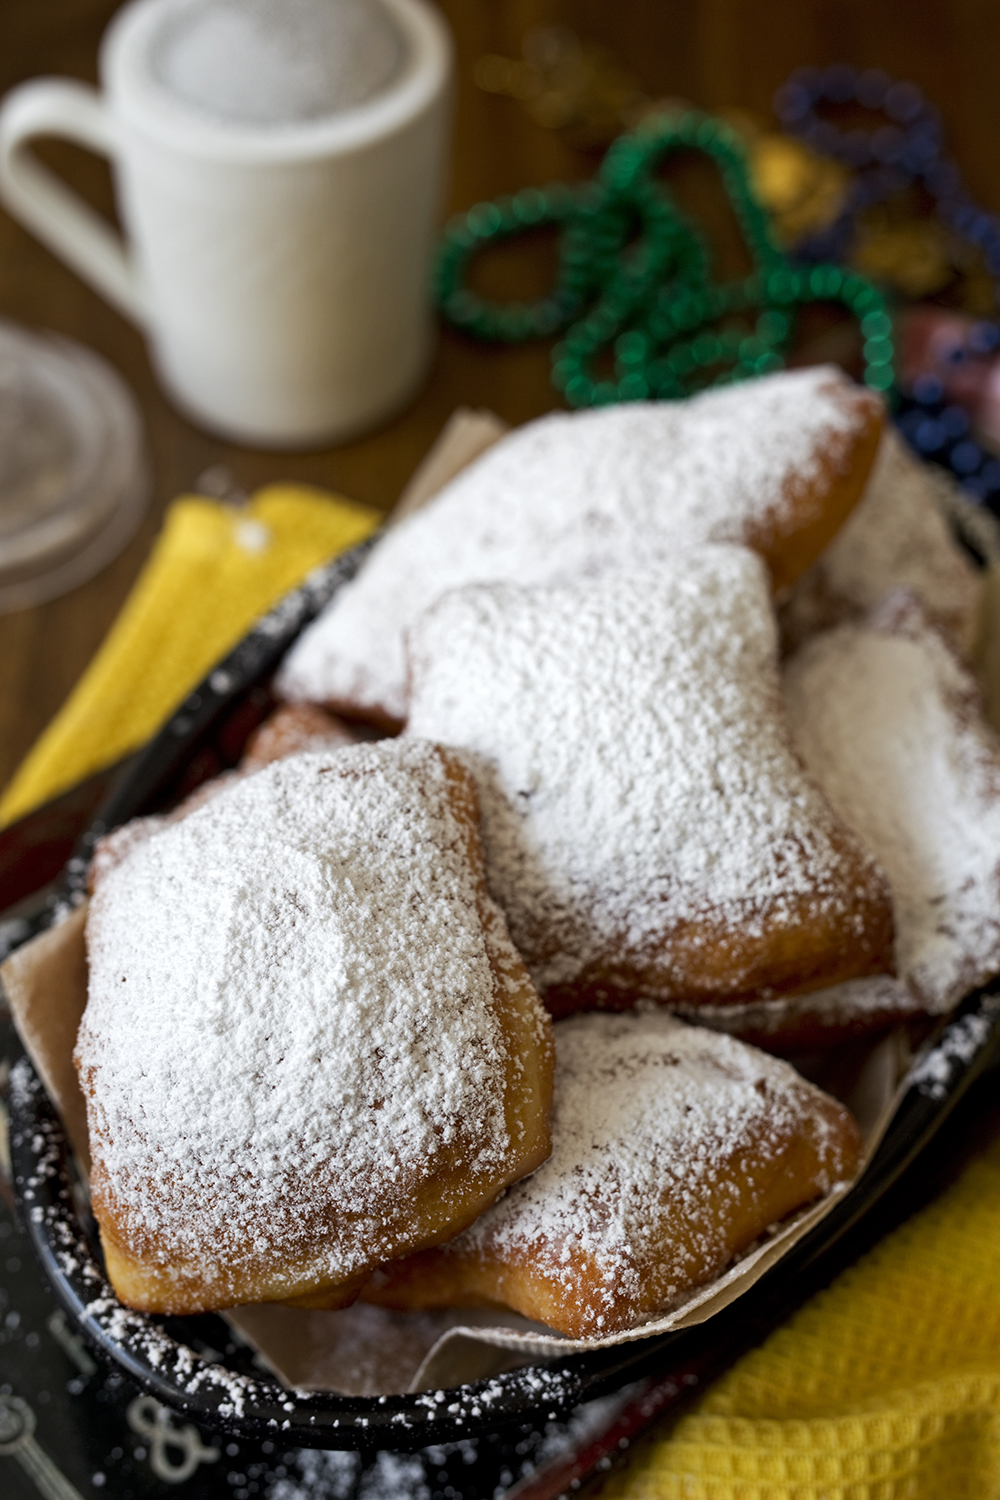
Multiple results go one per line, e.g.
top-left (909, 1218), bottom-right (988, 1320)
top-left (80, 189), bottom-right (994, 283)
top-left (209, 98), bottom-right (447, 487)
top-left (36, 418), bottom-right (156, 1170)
top-left (0, 405), bottom-right (934, 1397)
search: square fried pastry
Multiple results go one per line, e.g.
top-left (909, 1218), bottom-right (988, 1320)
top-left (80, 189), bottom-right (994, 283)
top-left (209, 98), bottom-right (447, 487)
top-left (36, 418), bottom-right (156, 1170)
top-left (405, 545), bottom-right (895, 1014)
top-left (362, 1012), bottom-right (862, 1339)
top-left (76, 741), bottom-right (554, 1315)
top-left (276, 366), bottom-right (882, 728)
top-left (781, 426), bottom-right (982, 656)
top-left (785, 591), bottom-right (1000, 1013)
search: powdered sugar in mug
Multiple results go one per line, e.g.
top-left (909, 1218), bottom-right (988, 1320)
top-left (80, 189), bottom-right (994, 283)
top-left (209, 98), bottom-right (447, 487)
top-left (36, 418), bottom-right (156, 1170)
top-left (0, 0), bottom-right (453, 446)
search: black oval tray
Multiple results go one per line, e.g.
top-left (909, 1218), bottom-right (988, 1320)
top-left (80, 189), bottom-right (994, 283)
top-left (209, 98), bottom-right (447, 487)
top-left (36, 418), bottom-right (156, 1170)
top-left (8, 537), bottom-right (1000, 1449)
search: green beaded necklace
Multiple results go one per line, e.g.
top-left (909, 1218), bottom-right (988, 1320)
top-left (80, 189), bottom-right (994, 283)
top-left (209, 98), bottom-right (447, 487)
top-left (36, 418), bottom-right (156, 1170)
top-left (436, 110), bottom-right (895, 407)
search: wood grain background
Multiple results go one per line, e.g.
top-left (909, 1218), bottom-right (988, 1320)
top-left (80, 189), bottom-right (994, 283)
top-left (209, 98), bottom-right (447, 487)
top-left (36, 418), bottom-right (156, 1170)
top-left (0, 0), bottom-right (995, 794)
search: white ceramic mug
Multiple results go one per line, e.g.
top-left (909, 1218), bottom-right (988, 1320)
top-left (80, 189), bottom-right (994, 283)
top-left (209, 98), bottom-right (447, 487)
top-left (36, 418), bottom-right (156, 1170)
top-left (0, 0), bottom-right (452, 447)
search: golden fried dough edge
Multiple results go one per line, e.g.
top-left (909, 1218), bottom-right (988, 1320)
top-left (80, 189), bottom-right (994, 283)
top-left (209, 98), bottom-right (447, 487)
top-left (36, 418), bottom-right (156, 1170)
top-left (542, 848), bottom-right (896, 1019)
top-left (761, 388), bottom-right (885, 594)
top-left (363, 1089), bottom-right (862, 1338)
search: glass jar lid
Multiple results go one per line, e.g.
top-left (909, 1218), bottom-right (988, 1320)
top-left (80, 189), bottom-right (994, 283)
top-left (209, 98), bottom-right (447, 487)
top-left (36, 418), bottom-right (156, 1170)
top-left (0, 320), bottom-right (150, 612)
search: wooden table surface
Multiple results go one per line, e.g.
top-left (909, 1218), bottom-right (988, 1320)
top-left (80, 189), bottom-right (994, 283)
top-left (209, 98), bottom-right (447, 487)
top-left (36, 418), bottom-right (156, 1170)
top-left (1, 0), bottom-right (999, 795)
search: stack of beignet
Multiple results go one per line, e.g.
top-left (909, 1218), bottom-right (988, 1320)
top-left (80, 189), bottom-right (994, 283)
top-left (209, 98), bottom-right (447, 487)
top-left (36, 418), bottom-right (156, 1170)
top-left (74, 364), bottom-right (999, 1344)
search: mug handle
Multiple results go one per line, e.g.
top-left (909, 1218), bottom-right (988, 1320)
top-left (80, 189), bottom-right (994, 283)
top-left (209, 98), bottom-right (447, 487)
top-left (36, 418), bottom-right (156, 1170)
top-left (0, 78), bottom-right (146, 327)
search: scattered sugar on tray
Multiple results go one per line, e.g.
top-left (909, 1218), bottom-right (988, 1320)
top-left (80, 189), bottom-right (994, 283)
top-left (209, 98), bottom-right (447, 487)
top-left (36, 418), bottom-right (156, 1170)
top-left (784, 591), bottom-right (1000, 1011)
top-left (909, 1007), bottom-right (998, 1101)
top-left (265, 1388), bottom-right (630, 1499)
top-left (278, 365), bottom-right (872, 722)
top-left (406, 546), bottom-right (889, 998)
top-left (269, 1449), bottom-right (432, 1500)
top-left (448, 1014), bottom-right (851, 1330)
top-left (77, 741), bottom-right (518, 1287)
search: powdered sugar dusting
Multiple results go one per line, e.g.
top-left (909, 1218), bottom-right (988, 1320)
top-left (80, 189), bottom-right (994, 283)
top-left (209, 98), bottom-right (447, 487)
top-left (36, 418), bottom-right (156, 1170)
top-left (784, 593), bottom-right (1000, 1011)
top-left (781, 425), bottom-right (982, 653)
top-left (77, 741), bottom-right (526, 1300)
top-left (406, 547), bottom-right (891, 1003)
top-left (437, 1013), bottom-right (857, 1333)
top-left (90, 709), bottom-right (362, 891)
top-left (278, 366), bottom-right (871, 723)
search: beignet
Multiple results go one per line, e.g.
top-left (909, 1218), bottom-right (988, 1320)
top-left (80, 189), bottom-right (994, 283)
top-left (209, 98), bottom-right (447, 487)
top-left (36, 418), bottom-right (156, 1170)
top-left (277, 366), bottom-right (882, 727)
top-left (781, 426), bottom-right (982, 655)
top-left (76, 741), bottom-right (554, 1315)
top-left (405, 547), bottom-right (895, 1012)
top-left (785, 591), bottom-right (1000, 1012)
top-left (363, 1012), bottom-right (862, 1338)
top-left (239, 702), bottom-right (361, 771)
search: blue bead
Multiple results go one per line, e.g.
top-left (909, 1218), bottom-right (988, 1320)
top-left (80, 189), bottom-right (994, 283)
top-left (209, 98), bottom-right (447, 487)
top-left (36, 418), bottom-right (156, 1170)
top-left (949, 440), bottom-right (981, 473)
top-left (925, 161), bottom-right (961, 195)
top-left (805, 120), bottom-right (838, 154)
top-left (822, 64), bottom-right (857, 103)
top-left (885, 80), bottom-right (924, 122)
top-left (856, 68), bottom-right (890, 108)
top-left (872, 125), bottom-right (905, 163)
top-left (914, 418), bottom-right (946, 451)
top-left (936, 197), bottom-right (964, 228)
top-left (896, 409), bottom-right (926, 442)
top-left (910, 113), bottom-right (941, 141)
top-left (969, 322), bottom-right (1000, 354)
top-left (904, 140), bottom-right (937, 171)
top-left (982, 459), bottom-right (1000, 490)
top-left (941, 404), bottom-right (971, 437)
top-left (771, 83), bottom-right (805, 121)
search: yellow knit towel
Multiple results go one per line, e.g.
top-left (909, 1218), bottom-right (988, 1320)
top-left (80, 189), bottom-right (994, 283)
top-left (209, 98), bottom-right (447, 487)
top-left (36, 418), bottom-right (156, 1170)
top-left (605, 1138), bottom-right (1000, 1499)
top-left (0, 483), bottom-right (379, 826)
